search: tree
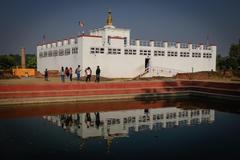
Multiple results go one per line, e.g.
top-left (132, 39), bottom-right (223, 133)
top-left (216, 54), bottom-right (225, 70)
top-left (0, 55), bottom-right (17, 69)
top-left (26, 54), bottom-right (37, 68)
top-left (217, 41), bottom-right (240, 71)
top-left (228, 43), bottom-right (240, 70)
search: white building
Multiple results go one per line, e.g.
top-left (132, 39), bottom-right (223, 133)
top-left (37, 10), bottom-right (217, 78)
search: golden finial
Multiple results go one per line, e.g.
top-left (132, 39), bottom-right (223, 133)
top-left (106, 9), bottom-right (113, 26)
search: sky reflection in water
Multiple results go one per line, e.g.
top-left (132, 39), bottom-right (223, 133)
top-left (0, 98), bottom-right (240, 160)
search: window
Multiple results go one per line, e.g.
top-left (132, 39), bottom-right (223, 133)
top-left (113, 49), bottom-right (116, 54)
top-left (148, 50), bottom-right (151, 55)
top-left (59, 49), bottom-right (64, 56)
top-left (65, 48), bottom-right (70, 55)
top-left (72, 47), bottom-right (78, 54)
top-left (43, 51), bottom-right (47, 57)
top-left (90, 47), bottom-right (104, 54)
top-left (179, 111), bottom-right (188, 118)
top-left (100, 48), bottom-right (104, 54)
top-left (153, 114), bottom-right (164, 120)
top-left (180, 52), bottom-right (190, 57)
top-left (108, 48), bottom-right (112, 54)
top-left (96, 48), bottom-right (100, 53)
top-left (108, 48), bottom-right (120, 54)
top-left (39, 52), bottom-right (43, 58)
top-left (203, 53), bottom-right (212, 58)
top-left (48, 50), bottom-right (52, 57)
top-left (154, 50), bottom-right (165, 56)
top-left (53, 50), bottom-right (58, 56)
top-left (140, 50), bottom-right (151, 56)
top-left (144, 50), bottom-right (147, 55)
top-left (167, 51), bottom-right (177, 57)
top-left (117, 49), bottom-right (121, 54)
top-left (124, 49), bottom-right (137, 55)
top-left (107, 36), bottom-right (110, 44)
top-left (124, 37), bottom-right (127, 45)
top-left (192, 52), bottom-right (201, 58)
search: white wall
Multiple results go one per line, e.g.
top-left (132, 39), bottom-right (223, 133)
top-left (37, 37), bottom-right (83, 76)
top-left (90, 26), bottom-right (130, 45)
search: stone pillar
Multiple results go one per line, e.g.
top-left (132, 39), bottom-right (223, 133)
top-left (163, 42), bottom-right (168, 48)
top-left (135, 40), bottom-right (140, 46)
top-left (21, 48), bottom-right (26, 68)
top-left (176, 43), bottom-right (180, 48)
top-left (150, 40), bottom-right (154, 47)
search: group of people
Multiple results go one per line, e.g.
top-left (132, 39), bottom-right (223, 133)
top-left (44, 65), bottom-right (101, 82)
top-left (60, 67), bottom-right (73, 82)
top-left (59, 65), bottom-right (101, 82)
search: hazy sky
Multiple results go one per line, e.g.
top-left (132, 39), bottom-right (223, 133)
top-left (0, 0), bottom-right (239, 56)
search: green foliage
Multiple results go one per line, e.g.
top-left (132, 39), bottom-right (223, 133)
top-left (0, 55), bottom-right (18, 69)
top-left (26, 55), bottom-right (37, 68)
top-left (0, 54), bottom-right (36, 69)
top-left (216, 54), bottom-right (225, 70)
top-left (217, 41), bottom-right (240, 71)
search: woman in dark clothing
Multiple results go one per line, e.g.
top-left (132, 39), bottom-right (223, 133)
top-left (95, 66), bottom-right (101, 82)
top-left (44, 68), bottom-right (48, 81)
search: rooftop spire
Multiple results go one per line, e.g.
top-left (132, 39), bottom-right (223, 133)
top-left (106, 9), bottom-right (113, 26)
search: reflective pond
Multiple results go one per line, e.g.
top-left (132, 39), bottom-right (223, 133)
top-left (0, 98), bottom-right (240, 160)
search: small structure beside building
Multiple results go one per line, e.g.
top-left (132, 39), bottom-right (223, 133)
top-left (12, 48), bottom-right (35, 77)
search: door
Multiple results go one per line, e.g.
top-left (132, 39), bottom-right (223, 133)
top-left (145, 58), bottom-right (150, 71)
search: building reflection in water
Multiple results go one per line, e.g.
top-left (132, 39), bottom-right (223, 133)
top-left (43, 107), bottom-right (215, 152)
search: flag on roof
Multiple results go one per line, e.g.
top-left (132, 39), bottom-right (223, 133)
top-left (79, 21), bottom-right (84, 28)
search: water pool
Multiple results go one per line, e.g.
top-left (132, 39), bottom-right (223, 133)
top-left (0, 98), bottom-right (239, 159)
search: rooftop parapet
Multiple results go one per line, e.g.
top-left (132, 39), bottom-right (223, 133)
top-left (129, 39), bottom-right (216, 51)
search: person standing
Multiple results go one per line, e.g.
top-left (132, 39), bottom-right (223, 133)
top-left (60, 66), bottom-right (65, 82)
top-left (95, 112), bottom-right (100, 129)
top-left (85, 67), bottom-right (92, 82)
top-left (65, 67), bottom-right (69, 80)
top-left (85, 113), bottom-right (91, 128)
top-left (95, 66), bottom-right (101, 82)
top-left (69, 67), bottom-right (73, 81)
top-left (44, 68), bottom-right (48, 81)
top-left (76, 65), bottom-right (81, 81)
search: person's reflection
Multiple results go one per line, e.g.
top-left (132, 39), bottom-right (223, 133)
top-left (95, 112), bottom-right (100, 129)
top-left (85, 113), bottom-right (91, 128)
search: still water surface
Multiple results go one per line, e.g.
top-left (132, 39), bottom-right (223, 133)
top-left (0, 98), bottom-right (240, 159)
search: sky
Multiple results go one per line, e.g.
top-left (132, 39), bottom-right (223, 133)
top-left (0, 0), bottom-right (239, 56)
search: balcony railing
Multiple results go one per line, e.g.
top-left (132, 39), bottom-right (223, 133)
top-left (140, 40), bottom-right (150, 46)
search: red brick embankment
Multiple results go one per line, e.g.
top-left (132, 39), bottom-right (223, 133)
top-left (0, 80), bottom-right (239, 105)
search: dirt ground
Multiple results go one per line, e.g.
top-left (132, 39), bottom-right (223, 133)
top-left (0, 77), bottom-right (128, 85)
top-left (0, 76), bottom-right (240, 85)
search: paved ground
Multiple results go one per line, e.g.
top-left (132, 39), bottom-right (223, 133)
top-left (0, 76), bottom-right (239, 85)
